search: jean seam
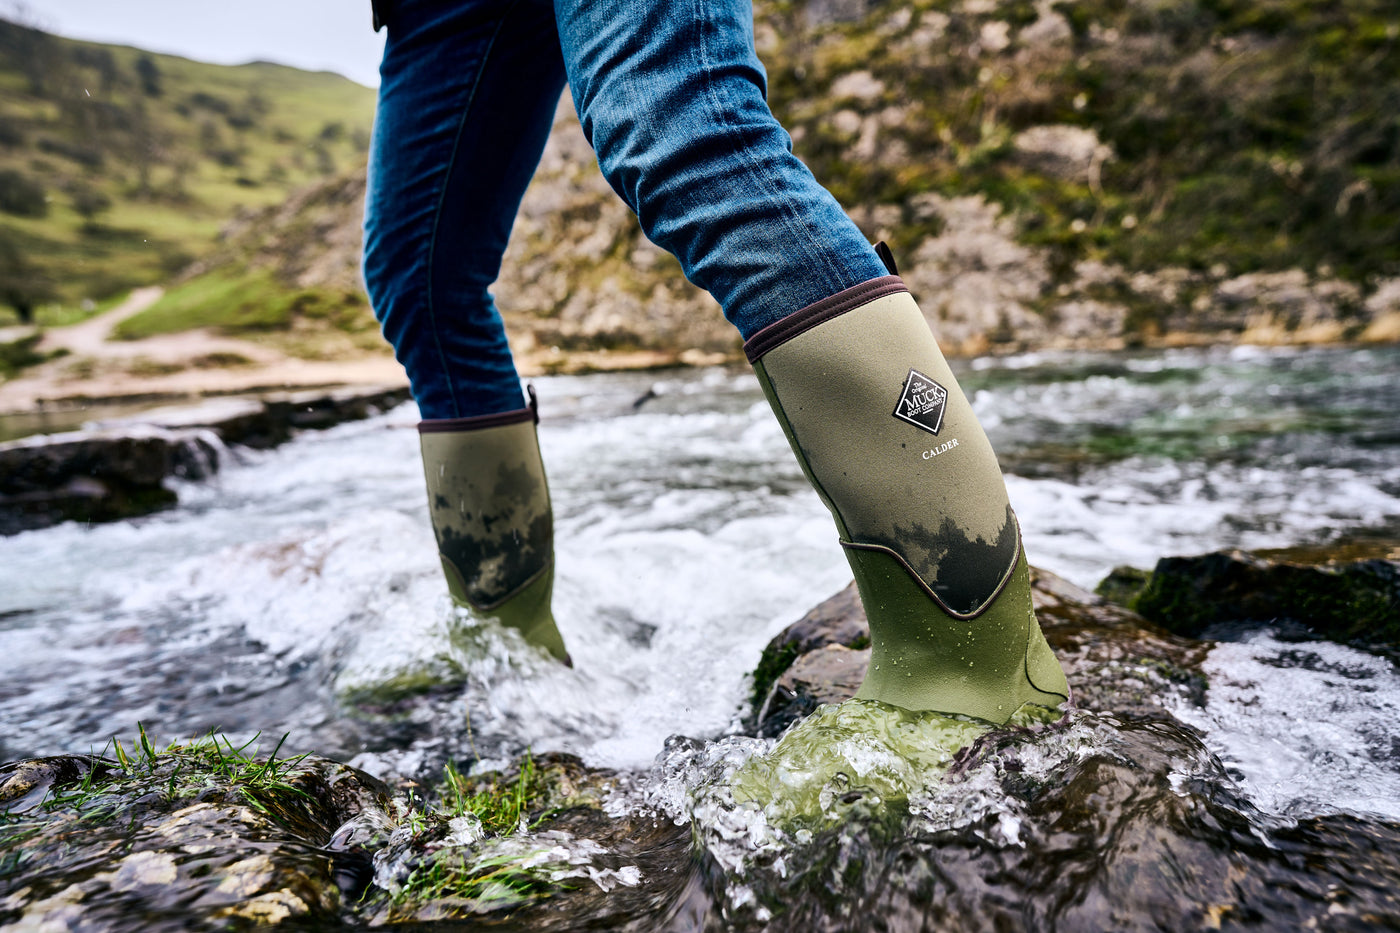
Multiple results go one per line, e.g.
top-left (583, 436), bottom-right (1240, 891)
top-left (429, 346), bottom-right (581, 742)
top-left (426, 0), bottom-right (522, 419)
top-left (694, 0), bottom-right (843, 307)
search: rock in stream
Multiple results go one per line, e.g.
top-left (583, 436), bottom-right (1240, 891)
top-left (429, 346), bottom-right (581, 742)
top-left (3, 556), bottom-right (1399, 930)
top-left (1124, 541), bottom-right (1400, 650)
top-left (0, 386), bottom-right (410, 535)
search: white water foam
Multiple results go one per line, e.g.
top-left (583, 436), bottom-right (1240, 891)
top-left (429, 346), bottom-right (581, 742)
top-left (1171, 632), bottom-right (1400, 821)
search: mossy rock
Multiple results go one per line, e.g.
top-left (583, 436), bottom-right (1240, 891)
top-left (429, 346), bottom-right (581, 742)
top-left (1094, 564), bottom-right (1152, 609)
top-left (1133, 542), bottom-right (1400, 647)
top-left (0, 744), bottom-right (391, 932)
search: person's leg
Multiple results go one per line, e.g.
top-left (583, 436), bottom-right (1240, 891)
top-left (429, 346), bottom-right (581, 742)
top-left (365, 0), bottom-right (570, 661)
top-left (554, 0), bottom-right (1067, 719)
top-left (552, 0), bottom-right (888, 339)
top-left (364, 0), bottom-right (566, 420)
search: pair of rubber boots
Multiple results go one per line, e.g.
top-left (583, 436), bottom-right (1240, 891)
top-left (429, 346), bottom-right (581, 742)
top-left (417, 251), bottom-right (1068, 723)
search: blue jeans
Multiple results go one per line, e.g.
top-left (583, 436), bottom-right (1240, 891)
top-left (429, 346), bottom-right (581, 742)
top-left (363, 0), bottom-right (888, 420)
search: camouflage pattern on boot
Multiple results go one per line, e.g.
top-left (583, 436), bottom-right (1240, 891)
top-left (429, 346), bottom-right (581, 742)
top-left (746, 274), bottom-right (1068, 722)
top-left (418, 390), bottom-right (569, 662)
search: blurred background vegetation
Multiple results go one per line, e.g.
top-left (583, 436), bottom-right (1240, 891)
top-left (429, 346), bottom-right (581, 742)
top-left (0, 15), bottom-right (374, 328)
top-left (0, 0), bottom-right (1395, 358)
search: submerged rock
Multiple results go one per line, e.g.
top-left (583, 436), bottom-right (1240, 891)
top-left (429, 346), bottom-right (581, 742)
top-left (675, 707), bottom-right (1400, 932)
top-left (670, 564), bottom-right (1398, 928)
top-left (1129, 541), bottom-right (1400, 648)
top-left (133, 385), bottom-right (413, 450)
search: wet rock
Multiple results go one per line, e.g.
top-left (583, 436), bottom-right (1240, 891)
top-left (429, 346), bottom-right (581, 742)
top-left (750, 566), bottom-right (1211, 737)
top-left (1031, 566), bottom-right (1211, 717)
top-left (749, 582), bottom-right (870, 735)
top-left (1132, 542), bottom-right (1400, 648)
top-left (756, 644), bottom-right (870, 739)
top-left (0, 752), bottom-right (391, 931)
top-left (360, 753), bottom-right (694, 928)
top-left (1, 741), bottom-right (700, 931)
top-left (0, 385), bottom-right (411, 534)
top-left (0, 427), bottom-right (215, 534)
top-left (690, 575), bottom-right (1400, 931)
top-left (711, 710), bottom-right (1400, 932)
top-left (0, 756), bottom-right (105, 814)
top-left (109, 385), bottom-right (412, 450)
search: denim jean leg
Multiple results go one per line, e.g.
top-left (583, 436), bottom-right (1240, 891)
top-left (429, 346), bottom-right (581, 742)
top-left (553, 0), bottom-right (888, 339)
top-left (364, 0), bottom-right (567, 419)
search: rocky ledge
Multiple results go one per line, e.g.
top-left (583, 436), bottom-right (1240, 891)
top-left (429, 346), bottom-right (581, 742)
top-left (4, 544), bottom-right (1398, 929)
top-left (0, 386), bottom-right (410, 535)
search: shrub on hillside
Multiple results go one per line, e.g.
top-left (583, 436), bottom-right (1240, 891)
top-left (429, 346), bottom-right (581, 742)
top-left (69, 184), bottom-right (112, 224)
top-left (0, 169), bottom-right (46, 217)
top-left (0, 118), bottom-right (22, 148)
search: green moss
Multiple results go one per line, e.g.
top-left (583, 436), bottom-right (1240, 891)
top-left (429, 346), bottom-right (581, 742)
top-left (1135, 553), bottom-right (1400, 646)
top-left (1094, 565), bottom-right (1152, 609)
top-left (732, 699), bottom-right (1057, 831)
top-left (750, 640), bottom-right (803, 714)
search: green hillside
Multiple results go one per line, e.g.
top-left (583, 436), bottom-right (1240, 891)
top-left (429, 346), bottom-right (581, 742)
top-left (0, 17), bottom-right (376, 325)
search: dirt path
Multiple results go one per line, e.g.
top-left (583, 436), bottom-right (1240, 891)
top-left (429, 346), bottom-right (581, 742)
top-left (36, 286), bottom-right (166, 356)
top-left (0, 288), bottom-right (715, 417)
top-left (0, 289), bottom-right (407, 415)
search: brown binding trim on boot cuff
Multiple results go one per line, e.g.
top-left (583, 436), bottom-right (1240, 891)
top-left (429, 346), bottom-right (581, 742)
top-left (743, 275), bottom-right (909, 363)
top-left (418, 385), bottom-right (540, 433)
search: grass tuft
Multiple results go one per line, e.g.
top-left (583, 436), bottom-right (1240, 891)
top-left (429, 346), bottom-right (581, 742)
top-left (394, 851), bottom-right (562, 907)
top-left (43, 725), bottom-right (310, 823)
top-left (372, 752), bottom-right (574, 913)
top-left (438, 752), bottom-right (554, 836)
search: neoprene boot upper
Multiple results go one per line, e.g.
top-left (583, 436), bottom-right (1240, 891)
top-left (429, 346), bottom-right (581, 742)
top-left (746, 263), bottom-right (1069, 723)
top-left (418, 389), bottom-right (570, 662)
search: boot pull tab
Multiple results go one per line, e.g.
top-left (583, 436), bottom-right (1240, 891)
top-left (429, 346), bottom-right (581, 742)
top-left (874, 241), bottom-right (899, 276)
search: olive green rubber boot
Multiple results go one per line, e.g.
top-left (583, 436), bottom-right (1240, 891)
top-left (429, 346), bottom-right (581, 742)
top-left (417, 388), bottom-right (569, 663)
top-left (745, 268), bottom-right (1068, 723)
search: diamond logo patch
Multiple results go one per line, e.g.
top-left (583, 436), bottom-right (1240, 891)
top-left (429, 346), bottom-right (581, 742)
top-left (893, 369), bottom-right (948, 435)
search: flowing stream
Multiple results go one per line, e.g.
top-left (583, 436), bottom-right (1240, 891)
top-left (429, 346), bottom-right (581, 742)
top-left (2, 343), bottom-right (1399, 922)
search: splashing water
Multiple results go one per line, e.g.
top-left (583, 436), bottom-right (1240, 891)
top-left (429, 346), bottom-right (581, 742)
top-left (729, 701), bottom-right (1049, 831)
top-left (0, 346), bottom-right (1397, 820)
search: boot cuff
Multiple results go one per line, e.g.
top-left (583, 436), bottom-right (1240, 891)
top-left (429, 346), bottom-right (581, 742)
top-left (418, 387), bottom-right (540, 433)
top-left (743, 275), bottom-right (908, 363)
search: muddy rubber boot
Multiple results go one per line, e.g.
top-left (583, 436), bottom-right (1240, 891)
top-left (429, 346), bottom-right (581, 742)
top-left (745, 261), bottom-right (1069, 723)
top-left (418, 387), bottom-right (570, 663)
